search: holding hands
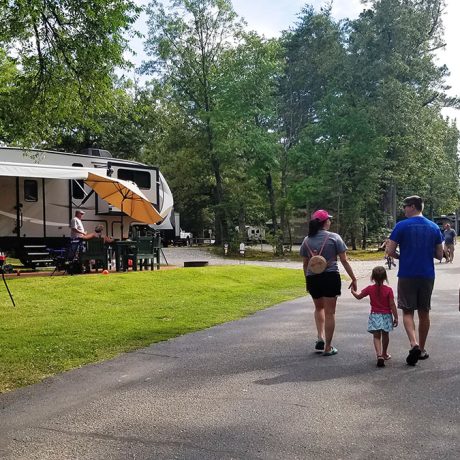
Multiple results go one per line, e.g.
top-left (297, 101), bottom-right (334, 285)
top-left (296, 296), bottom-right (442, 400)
top-left (349, 279), bottom-right (358, 292)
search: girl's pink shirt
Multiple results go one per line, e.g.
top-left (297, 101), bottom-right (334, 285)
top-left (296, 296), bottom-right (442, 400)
top-left (361, 284), bottom-right (394, 314)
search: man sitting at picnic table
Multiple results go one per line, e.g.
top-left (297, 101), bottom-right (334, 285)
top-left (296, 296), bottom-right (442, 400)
top-left (70, 210), bottom-right (113, 243)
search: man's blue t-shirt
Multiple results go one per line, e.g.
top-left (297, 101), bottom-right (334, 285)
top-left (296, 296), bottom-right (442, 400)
top-left (390, 216), bottom-right (443, 279)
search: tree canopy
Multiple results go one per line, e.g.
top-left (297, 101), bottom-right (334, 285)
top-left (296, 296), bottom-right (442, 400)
top-left (0, 0), bottom-right (140, 144)
top-left (1, 0), bottom-right (458, 248)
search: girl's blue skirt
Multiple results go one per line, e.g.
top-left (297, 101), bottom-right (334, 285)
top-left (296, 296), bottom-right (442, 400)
top-left (368, 313), bottom-right (393, 333)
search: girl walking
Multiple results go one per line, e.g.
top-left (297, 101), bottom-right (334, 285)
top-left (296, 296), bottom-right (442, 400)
top-left (351, 266), bottom-right (398, 367)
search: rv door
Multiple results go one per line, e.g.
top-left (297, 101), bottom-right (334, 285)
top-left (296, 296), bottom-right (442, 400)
top-left (0, 176), bottom-right (46, 238)
top-left (0, 176), bottom-right (21, 238)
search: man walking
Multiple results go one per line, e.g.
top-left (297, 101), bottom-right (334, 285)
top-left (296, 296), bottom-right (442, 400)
top-left (386, 196), bottom-right (443, 365)
top-left (443, 222), bottom-right (456, 263)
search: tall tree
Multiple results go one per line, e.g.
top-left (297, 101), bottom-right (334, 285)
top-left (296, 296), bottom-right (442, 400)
top-left (144, 0), bottom-right (281, 245)
top-left (278, 7), bottom-right (348, 240)
top-left (144, 0), bottom-right (244, 243)
top-left (210, 33), bottom-right (282, 247)
top-left (141, 82), bottom-right (217, 236)
top-left (276, 1), bottom-right (459, 248)
top-left (348, 0), bottom-right (459, 225)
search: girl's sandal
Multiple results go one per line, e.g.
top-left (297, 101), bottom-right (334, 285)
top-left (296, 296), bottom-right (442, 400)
top-left (382, 354), bottom-right (391, 360)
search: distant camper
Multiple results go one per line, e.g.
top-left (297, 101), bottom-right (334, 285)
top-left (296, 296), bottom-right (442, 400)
top-left (236, 225), bottom-right (266, 242)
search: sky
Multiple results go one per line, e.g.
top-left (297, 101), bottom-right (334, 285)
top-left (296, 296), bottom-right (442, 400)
top-left (130, 0), bottom-right (459, 125)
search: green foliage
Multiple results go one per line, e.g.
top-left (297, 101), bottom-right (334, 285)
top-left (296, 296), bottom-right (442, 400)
top-left (141, 82), bottom-right (217, 234)
top-left (0, 0), bottom-right (458, 247)
top-left (43, 82), bottom-right (157, 157)
top-left (279, 0), bottom-right (459, 246)
top-left (0, 266), bottom-right (304, 392)
top-left (0, 0), bottom-right (141, 144)
top-left (143, 0), bottom-right (246, 241)
top-left (143, 1), bottom-right (283, 241)
top-left (347, 0), bottom-right (459, 228)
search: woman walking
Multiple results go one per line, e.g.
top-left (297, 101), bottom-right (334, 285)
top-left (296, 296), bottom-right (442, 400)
top-left (300, 210), bottom-right (357, 355)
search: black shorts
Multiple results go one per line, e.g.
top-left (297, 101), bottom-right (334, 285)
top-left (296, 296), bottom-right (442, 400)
top-left (306, 271), bottom-right (341, 299)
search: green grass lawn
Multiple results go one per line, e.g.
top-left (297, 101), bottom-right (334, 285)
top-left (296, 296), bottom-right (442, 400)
top-left (0, 265), bottom-right (305, 393)
top-left (209, 245), bottom-right (383, 262)
top-left (347, 249), bottom-right (384, 261)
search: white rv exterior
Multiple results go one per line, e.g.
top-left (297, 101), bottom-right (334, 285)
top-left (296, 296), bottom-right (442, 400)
top-left (0, 147), bottom-right (173, 260)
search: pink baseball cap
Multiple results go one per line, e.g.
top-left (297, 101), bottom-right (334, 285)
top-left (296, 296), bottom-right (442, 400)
top-left (311, 209), bottom-right (333, 222)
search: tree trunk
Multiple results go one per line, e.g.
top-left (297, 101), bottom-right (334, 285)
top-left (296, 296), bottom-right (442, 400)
top-left (279, 148), bottom-right (288, 243)
top-left (206, 112), bottom-right (227, 245)
top-left (266, 172), bottom-right (284, 255)
top-left (362, 215), bottom-right (368, 250)
top-left (383, 181), bottom-right (397, 229)
top-left (350, 231), bottom-right (357, 251)
top-left (238, 203), bottom-right (246, 246)
top-left (211, 154), bottom-right (226, 245)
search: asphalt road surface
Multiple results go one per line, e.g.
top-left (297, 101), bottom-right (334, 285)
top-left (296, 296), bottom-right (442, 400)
top-left (1, 257), bottom-right (459, 459)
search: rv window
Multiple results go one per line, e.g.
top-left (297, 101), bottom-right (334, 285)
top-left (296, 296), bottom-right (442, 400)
top-left (117, 169), bottom-right (151, 189)
top-left (24, 180), bottom-right (38, 202)
top-left (72, 163), bottom-right (85, 199)
top-left (72, 180), bottom-right (85, 199)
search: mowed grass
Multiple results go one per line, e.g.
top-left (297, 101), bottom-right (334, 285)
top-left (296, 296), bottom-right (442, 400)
top-left (209, 246), bottom-right (384, 262)
top-left (0, 265), bottom-right (305, 393)
top-left (347, 249), bottom-right (385, 261)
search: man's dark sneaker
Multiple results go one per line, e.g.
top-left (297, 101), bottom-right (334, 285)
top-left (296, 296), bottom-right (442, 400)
top-left (419, 350), bottom-right (429, 360)
top-left (315, 339), bottom-right (325, 352)
top-left (406, 345), bottom-right (421, 366)
top-left (377, 356), bottom-right (385, 368)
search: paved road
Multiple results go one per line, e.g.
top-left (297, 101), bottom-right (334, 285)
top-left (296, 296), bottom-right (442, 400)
top-left (1, 256), bottom-right (459, 459)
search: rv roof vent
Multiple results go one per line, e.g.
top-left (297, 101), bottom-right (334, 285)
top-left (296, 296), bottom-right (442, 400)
top-left (80, 148), bottom-right (112, 158)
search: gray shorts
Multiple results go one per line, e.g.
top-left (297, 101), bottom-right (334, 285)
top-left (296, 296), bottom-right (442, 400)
top-left (397, 278), bottom-right (434, 311)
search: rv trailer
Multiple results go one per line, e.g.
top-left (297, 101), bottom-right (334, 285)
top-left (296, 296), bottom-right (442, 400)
top-left (0, 147), bottom-right (173, 265)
